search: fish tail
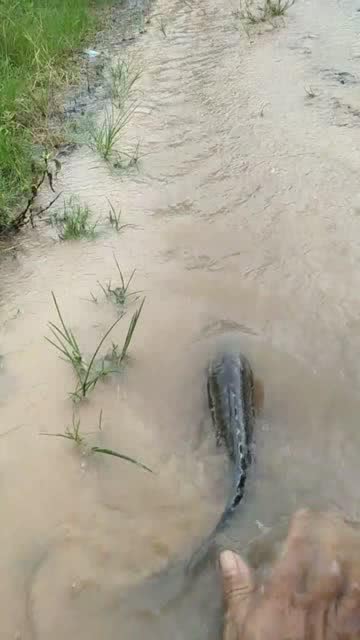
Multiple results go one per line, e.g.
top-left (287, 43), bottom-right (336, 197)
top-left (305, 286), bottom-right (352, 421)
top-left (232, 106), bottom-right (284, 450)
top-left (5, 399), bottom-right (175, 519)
top-left (185, 485), bottom-right (243, 576)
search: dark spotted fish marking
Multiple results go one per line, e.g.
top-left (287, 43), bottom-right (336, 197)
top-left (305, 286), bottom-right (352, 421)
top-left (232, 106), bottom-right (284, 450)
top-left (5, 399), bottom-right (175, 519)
top-left (186, 351), bottom-right (255, 574)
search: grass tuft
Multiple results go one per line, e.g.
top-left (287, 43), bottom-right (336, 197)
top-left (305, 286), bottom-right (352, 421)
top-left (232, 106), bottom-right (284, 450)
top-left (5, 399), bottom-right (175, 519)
top-left (107, 199), bottom-right (134, 233)
top-left (46, 291), bottom-right (145, 399)
top-left (89, 102), bottom-right (137, 160)
top-left (112, 140), bottom-right (142, 172)
top-left (98, 254), bottom-right (140, 307)
top-left (87, 55), bottom-right (141, 164)
top-left (238, 0), bottom-right (294, 24)
top-left (265, 0), bottom-right (294, 16)
top-left (110, 58), bottom-right (142, 108)
top-left (50, 197), bottom-right (98, 240)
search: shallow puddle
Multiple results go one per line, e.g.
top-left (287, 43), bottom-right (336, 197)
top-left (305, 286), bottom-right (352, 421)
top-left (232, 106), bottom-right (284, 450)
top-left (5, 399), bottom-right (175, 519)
top-left (2, 0), bottom-right (360, 637)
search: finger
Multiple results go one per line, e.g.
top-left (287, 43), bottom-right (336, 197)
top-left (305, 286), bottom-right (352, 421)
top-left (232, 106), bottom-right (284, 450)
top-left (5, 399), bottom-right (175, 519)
top-left (305, 601), bottom-right (328, 640)
top-left (294, 559), bottom-right (343, 607)
top-left (333, 583), bottom-right (360, 635)
top-left (222, 617), bottom-right (239, 640)
top-left (268, 509), bottom-right (313, 597)
top-left (220, 550), bottom-right (254, 622)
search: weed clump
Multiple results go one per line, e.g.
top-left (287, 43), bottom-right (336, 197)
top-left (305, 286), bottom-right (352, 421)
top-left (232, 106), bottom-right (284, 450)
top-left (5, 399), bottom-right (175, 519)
top-left (238, 0), bottom-right (294, 24)
top-left (89, 104), bottom-right (137, 160)
top-left (98, 255), bottom-right (140, 308)
top-left (110, 58), bottom-right (142, 107)
top-left (50, 197), bottom-right (97, 240)
top-left (46, 292), bottom-right (145, 399)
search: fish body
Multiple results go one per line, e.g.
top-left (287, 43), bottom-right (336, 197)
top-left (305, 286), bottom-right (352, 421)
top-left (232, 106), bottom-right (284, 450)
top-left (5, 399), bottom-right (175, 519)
top-left (186, 351), bottom-right (255, 573)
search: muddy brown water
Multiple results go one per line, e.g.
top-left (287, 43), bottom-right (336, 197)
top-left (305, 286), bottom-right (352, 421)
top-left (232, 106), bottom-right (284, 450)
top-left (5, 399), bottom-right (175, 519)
top-left (2, 0), bottom-right (360, 637)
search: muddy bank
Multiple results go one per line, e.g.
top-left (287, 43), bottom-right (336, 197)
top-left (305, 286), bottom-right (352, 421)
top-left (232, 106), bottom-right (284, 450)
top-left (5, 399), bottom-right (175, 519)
top-left (2, 0), bottom-right (360, 638)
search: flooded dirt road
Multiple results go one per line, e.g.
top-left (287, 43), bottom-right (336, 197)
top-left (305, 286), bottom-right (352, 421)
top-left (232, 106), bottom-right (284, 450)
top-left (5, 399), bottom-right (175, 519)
top-left (2, 0), bottom-right (360, 637)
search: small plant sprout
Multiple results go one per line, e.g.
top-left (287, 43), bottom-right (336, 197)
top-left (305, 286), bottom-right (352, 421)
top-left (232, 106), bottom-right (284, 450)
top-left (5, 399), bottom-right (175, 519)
top-left (41, 412), bottom-right (84, 445)
top-left (112, 140), bottom-right (143, 172)
top-left (305, 86), bottom-right (317, 99)
top-left (98, 255), bottom-right (140, 307)
top-left (107, 200), bottom-right (134, 233)
top-left (259, 101), bottom-right (270, 117)
top-left (158, 16), bottom-right (167, 37)
top-left (41, 409), bottom-right (153, 472)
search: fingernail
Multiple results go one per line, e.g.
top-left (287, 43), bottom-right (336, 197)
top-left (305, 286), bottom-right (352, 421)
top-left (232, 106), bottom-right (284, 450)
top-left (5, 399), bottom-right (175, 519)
top-left (220, 550), bottom-right (238, 573)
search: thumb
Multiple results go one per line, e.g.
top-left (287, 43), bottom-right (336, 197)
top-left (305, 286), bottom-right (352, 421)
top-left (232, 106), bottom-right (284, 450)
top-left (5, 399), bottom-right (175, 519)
top-left (220, 550), bottom-right (254, 621)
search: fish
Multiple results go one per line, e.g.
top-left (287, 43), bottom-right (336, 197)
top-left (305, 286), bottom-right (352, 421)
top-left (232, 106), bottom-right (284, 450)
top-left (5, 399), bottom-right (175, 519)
top-left (186, 351), bottom-right (255, 574)
top-left (109, 351), bottom-right (256, 616)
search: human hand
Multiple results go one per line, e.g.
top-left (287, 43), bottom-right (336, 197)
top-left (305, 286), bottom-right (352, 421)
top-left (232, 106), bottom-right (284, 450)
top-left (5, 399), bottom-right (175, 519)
top-left (220, 509), bottom-right (360, 640)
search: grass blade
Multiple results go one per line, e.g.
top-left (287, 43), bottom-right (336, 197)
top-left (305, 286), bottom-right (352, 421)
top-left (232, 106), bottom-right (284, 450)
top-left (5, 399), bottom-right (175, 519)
top-left (40, 432), bottom-right (74, 440)
top-left (51, 291), bottom-right (72, 342)
top-left (81, 314), bottom-right (124, 395)
top-left (45, 336), bottom-right (72, 361)
top-left (120, 298), bottom-right (145, 362)
top-left (91, 447), bottom-right (153, 472)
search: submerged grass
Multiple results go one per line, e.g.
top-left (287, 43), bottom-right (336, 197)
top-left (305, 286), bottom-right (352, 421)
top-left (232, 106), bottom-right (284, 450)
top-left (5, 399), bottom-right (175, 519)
top-left (47, 292), bottom-right (145, 399)
top-left (108, 199), bottom-right (135, 233)
top-left (157, 16), bottom-right (168, 37)
top-left (238, 0), bottom-right (294, 24)
top-left (0, 0), bottom-right (112, 233)
top-left (42, 409), bottom-right (153, 472)
top-left (89, 102), bottom-right (137, 160)
top-left (265, 0), bottom-right (295, 16)
top-left (98, 254), bottom-right (140, 307)
top-left (305, 86), bottom-right (317, 99)
top-left (108, 201), bottom-right (128, 232)
top-left (87, 54), bottom-right (142, 164)
top-left (110, 58), bottom-right (142, 108)
top-left (50, 197), bottom-right (98, 240)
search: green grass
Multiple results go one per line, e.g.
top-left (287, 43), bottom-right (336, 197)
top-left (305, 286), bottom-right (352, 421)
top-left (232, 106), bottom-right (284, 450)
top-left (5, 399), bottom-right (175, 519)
top-left (110, 58), bottom-right (142, 108)
top-left (50, 197), bottom-right (98, 240)
top-left (265, 0), bottom-right (294, 16)
top-left (46, 291), bottom-right (145, 399)
top-left (112, 140), bottom-right (142, 171)
top-left (98, 254), bottom-right (140, 307)
top-left (108, 201), bottom-right (126, 232)
top-left (89, 102), bottom-right (137, 160)
top-left (42, 409), bottom-right (153, 472)
top-left (0, 0), bottom-right (112, 233)
top-left (238, 0), bottom-right (294, 23)
top-left (108, 200), bottom-right (136, 232)
top-left (45, 411), bottom-right (85, 445)
top-left (87, 55), bottom-right (141, 162)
